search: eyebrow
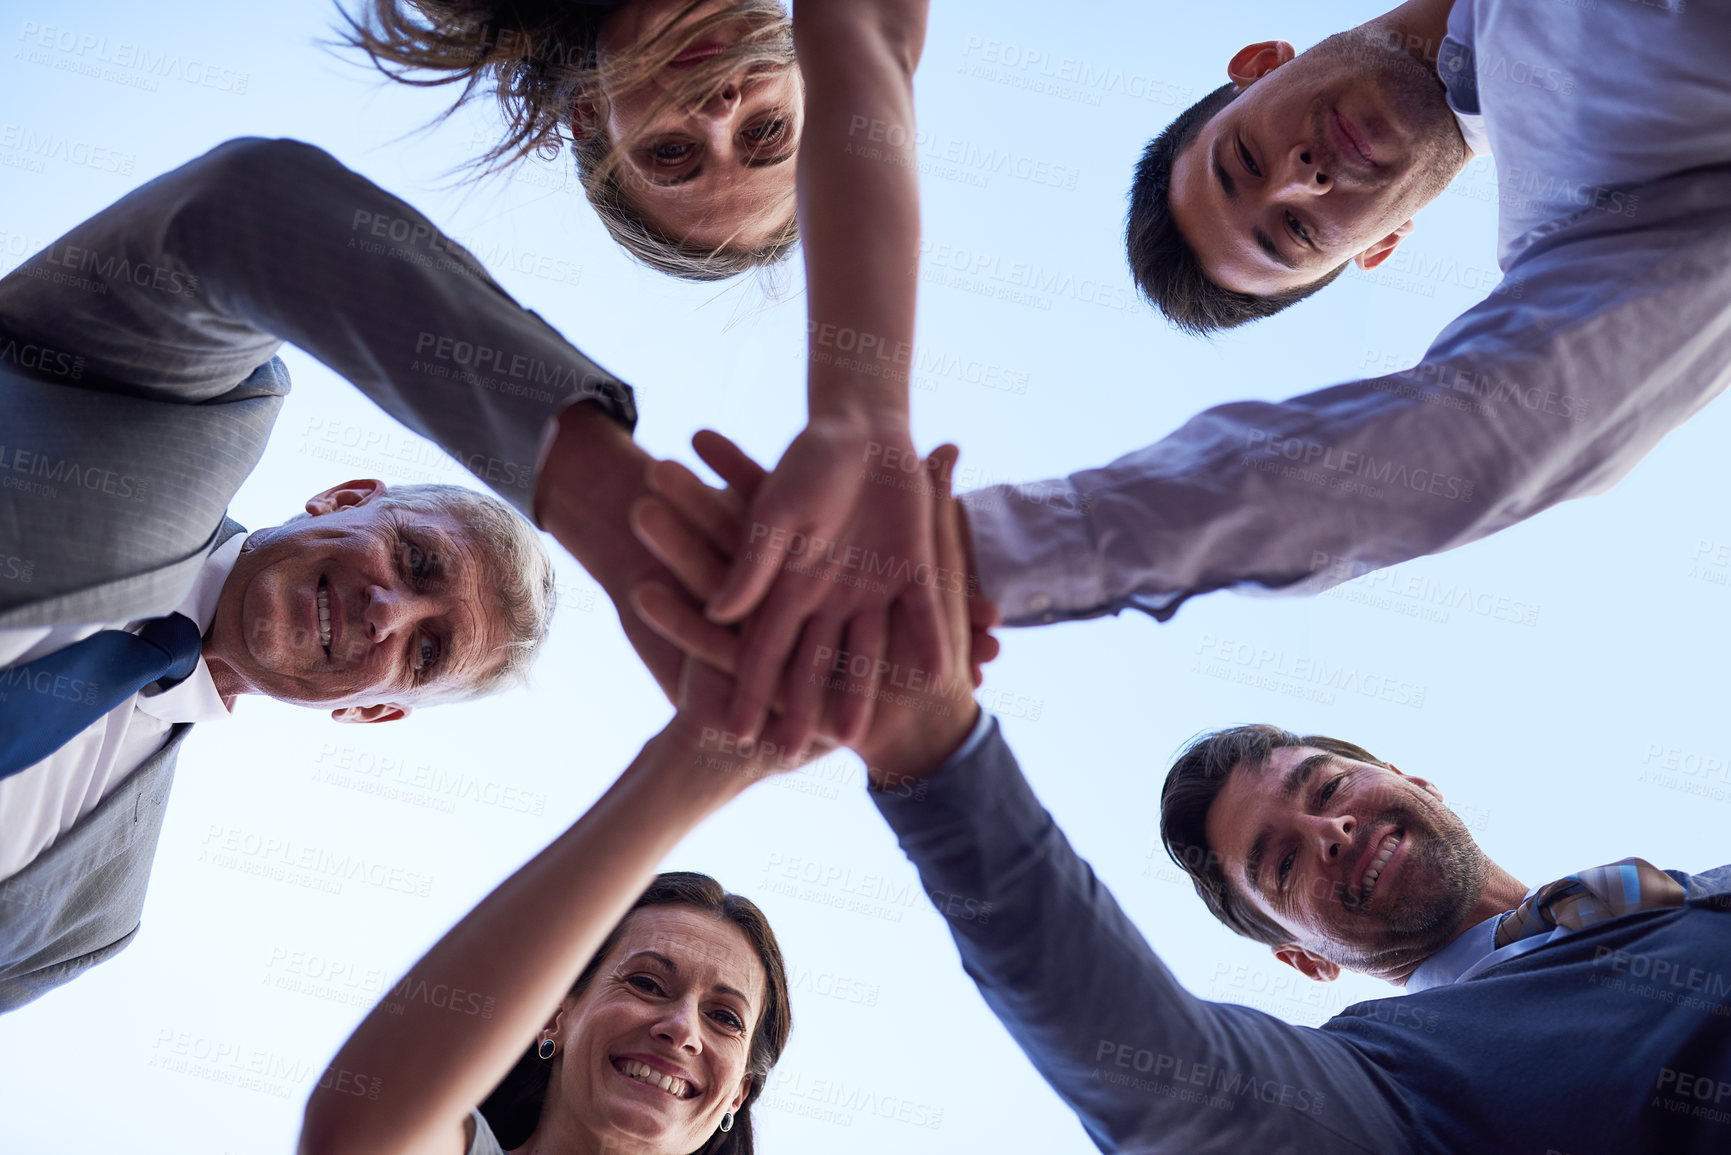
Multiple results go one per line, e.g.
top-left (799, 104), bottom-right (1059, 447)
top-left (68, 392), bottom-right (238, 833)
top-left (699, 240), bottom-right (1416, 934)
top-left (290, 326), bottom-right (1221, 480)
top-left (625, 949), bottom-right (755, 1010)
top-left (1242, 753), bottom-right (1337, 893)
top-left (1253, 227), bottom-right (1299, 271)
top-left (1211, 136), bottom-right (1300, 273)
top-left (405, 523), bottom-right (468, 684)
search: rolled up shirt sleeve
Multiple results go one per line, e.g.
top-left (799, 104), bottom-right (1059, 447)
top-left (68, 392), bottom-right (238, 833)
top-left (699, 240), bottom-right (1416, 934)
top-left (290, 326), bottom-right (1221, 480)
top-left (962, 165), bottom-right (1731, 626)
top-left (870, 717), bottom-right (1410, 1154)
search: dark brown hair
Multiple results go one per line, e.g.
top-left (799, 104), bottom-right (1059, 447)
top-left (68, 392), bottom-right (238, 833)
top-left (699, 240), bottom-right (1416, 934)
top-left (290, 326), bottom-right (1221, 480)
top-left (1126, 82), bottom-right (1347, 335)
top-left (479, 871), bottom-right (792, 1152)
top-left (340, 0), bottom-right (799, 280)
top-left (1159, 725), bottom-right (1392, 945)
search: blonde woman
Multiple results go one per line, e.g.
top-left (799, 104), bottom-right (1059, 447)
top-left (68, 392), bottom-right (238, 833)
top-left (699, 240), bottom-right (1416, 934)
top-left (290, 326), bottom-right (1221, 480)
top-left (345, 0), bottom-right (802, 280)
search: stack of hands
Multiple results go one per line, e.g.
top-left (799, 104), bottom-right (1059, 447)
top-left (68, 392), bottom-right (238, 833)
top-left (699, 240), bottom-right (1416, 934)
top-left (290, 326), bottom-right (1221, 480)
top-left (628, 430), bottom-right (1002, 794)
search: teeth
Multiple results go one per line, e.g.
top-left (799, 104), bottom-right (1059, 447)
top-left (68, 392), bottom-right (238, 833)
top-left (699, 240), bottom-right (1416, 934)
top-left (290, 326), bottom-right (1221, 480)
top-left (316, 585), bottom-right (331, 649)
top-left (1359, 834), bottom-right (1401, 907)
top-left (619, 1059), bottom-right (691, 1099)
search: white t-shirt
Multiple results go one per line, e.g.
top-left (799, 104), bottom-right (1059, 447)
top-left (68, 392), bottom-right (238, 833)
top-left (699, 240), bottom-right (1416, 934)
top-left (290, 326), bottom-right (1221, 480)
top-left (466, 1109), bottom-right (508, 1155)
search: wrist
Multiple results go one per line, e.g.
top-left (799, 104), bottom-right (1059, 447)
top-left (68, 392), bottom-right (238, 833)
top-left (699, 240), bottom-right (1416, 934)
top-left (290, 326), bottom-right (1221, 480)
top-left (863, 699), bottom-right (980, 791)
top-left (637, 723), bottom-right (759, 811)
top-left (535, 402), bottom-right (656, 594)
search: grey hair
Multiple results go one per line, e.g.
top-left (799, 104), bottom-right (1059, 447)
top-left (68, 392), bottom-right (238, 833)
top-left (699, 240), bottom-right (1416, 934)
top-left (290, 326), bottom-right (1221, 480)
top-left (373, 482), bottom-right (557, 702)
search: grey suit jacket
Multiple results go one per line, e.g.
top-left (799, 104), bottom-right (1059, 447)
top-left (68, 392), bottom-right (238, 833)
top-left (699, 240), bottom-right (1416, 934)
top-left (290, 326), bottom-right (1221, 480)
top-left (0, 137), bottom-right (637, 1012)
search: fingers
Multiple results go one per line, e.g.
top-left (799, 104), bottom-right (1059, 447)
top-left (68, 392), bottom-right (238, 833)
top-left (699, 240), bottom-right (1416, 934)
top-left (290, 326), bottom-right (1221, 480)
top-left (726, 575), bottom-right (824, 740)
top-left (632, 582), bottom-right (742, 676)
top-left (631, 496), bottom-right (731, 603)
top-left (692, 429), bottom-right (769, 499)
top-left (779, 612), bottom-right (845, 757)
top-left (707, 489), bottom-right (793, 624)
top-left (646, 459), bottom-right (745, 552)
top-left (968, 628), bottom-right (1001, 688)
top-left (831, 608), bottom-right (886, 745)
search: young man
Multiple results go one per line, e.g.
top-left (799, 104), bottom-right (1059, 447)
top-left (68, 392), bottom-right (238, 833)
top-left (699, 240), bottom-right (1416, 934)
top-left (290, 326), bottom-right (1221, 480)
top-left (870, 707), bottom-right (1730, 1152)
top-left (939, 0), bottom-right (1731, 632)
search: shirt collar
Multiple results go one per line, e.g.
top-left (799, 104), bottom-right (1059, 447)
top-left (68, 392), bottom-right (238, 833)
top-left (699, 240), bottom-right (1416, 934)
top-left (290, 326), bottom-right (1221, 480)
top-left (135, 533), bottom-right (246, 725)
top-left (1436, 0), bottom-right (1491, 158)
top-left (1406, 910), bottom-right (1504, 993)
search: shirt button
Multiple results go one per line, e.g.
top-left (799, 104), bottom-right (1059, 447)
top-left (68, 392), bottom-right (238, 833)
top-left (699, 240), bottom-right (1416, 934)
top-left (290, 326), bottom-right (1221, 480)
top-left (1028, 594), bottom-right (1052, 613)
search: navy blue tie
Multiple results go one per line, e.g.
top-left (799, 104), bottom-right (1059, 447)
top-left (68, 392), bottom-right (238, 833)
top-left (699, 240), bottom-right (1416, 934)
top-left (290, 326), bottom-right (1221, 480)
top-left (0, 613), bottom-right (204, 780)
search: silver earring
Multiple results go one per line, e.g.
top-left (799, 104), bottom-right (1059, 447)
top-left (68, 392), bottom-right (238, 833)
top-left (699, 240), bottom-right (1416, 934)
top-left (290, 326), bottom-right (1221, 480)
top-left (537, 1038), bottom-right (556, 1060)
top-left (719, 1111), bottom-right (734, 1133)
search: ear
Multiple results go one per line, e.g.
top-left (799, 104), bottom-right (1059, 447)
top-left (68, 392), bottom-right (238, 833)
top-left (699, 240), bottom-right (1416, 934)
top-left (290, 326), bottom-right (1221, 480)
top-left (1273, 943), bottom-right (1340, 982)
top-left (1228, 40), bottom-right (1296, 88)
top-left (1354, 219), bottom-right (1415, 270)
top-left (331, 703), bottom-right (412, 724)
top-left (544, 1005), bottom-right (568, 1039)
top-left (729, 1074), bottom-right (754, 1113)
top-left (1384, 763), bottom-right (1444, 803)
top-left (572, 93), bottom-right (602, 140)
top-left (305, 479), bottom-right (387, 518)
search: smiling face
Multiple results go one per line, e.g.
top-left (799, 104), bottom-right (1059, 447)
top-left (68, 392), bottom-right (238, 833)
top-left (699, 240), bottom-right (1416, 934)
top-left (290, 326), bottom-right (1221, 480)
top-left (1169, 28), bottom-right (1465, 295)
top-left (594, 0), bottom-right (801, 252)
top-left (1204, 746), bottom-right (1490, 979)
top-left (549, 906), bottom-right (767, 1153)
top-left (203, 480), bottom-right (509, 720)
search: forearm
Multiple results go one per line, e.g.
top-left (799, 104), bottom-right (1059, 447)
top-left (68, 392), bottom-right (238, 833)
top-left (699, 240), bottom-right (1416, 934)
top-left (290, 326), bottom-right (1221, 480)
top-left (535, 403), bottom-right (685, 699)
top-left (965, 194), bottom-right (1731, 626)
top-left (793, 1), bottom-right (927, 425)
top-left (300, 732), bottom-right (742, 1155)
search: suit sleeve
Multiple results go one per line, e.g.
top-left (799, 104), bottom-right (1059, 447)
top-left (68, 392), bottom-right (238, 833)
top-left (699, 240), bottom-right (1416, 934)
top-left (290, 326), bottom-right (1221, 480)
top-left (870, 718), bottom-right (1412, 1154)
top-left (960, 165), bottom-right (1731, 626)
top-left (0, 137), bottom-right (636, 520)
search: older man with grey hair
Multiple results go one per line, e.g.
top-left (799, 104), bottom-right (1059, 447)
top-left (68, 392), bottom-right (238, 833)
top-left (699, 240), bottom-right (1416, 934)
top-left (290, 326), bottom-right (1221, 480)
top-left (0, 137), bottom-right (667, 1011)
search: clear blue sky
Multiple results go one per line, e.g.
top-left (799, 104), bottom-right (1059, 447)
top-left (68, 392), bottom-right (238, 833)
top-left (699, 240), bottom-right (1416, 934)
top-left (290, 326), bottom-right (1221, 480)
top-left (3, 2), bottom-right (1728, 1151)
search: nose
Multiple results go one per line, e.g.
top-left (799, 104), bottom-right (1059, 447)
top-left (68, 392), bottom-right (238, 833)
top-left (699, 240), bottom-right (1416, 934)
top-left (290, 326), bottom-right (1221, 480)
top-left (654, 998), bottom-right (703, 1054)
top-left (1274, 146), bottom-right (1332, 198)
top-left (1301, 811), bottom-right (1355, 865)
top-left (363, 584), bottom-right (418, 642)
top-left (694, 76), bottom-right (743, 122)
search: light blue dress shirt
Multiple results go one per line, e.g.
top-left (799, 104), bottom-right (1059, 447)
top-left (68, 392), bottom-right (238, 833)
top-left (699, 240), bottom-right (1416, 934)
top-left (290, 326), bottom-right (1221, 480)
top-left (962, 0), bottom-right (1731, 627)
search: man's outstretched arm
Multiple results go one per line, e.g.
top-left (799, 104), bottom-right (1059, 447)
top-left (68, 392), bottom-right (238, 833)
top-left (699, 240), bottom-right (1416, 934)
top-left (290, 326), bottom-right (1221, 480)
top-left (965, 164), bottom-right (1731, 625)
top-left (869, 717), bottom-right (1412, 1153)
top-left (0, 136), bottom-right (696, 694)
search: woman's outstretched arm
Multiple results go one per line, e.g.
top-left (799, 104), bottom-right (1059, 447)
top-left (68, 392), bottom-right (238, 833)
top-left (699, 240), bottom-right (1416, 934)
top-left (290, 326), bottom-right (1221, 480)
top-left (706, 0), bottom-right (942, 760)
top-left (298, 666), bottom-right (802, 1155)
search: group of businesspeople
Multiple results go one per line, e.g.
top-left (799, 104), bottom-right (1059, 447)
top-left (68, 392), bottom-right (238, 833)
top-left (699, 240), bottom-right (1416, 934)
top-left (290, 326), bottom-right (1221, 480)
top-left (3, 0), bottom-right (1730, 1151)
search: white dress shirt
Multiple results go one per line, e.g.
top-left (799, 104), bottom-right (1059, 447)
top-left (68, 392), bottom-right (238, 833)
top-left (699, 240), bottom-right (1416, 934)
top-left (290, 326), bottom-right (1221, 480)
top-left (0, 534), bottom-right (243, 881)
top-left (962, 0), bottom-right (1731, 626)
